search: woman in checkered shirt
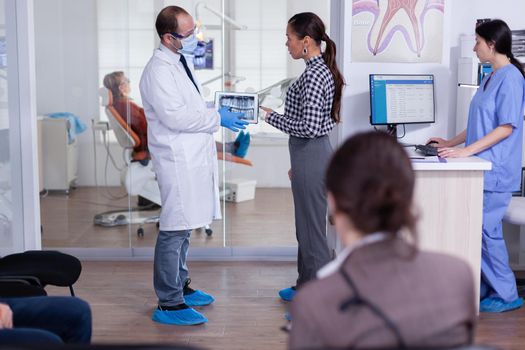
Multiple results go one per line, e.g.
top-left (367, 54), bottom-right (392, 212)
top-left (261, 12), bottom-right (344, 302)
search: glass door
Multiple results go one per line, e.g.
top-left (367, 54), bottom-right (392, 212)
top-left (217, 0), bottom-right (331, 251)
top-left (0, 0), bottom-right (16, 255)
top-left (1, 0), bottom-right (38, 254)
top-left (36, 0), bottom-right (332, 258)
top-left (37, 0), bottom-right (145, 251)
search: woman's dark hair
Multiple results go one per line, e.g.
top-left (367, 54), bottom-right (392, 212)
top-left (103, 71), bottom-right (125, 100)
top-left (155, 6), bottom-right (189, 38)
top-left (288, 12), bottom-right (345, 123)
top-left (326, 131), bottom-right (417, 239)
top-left (476, 19), bottom-right (525, 78)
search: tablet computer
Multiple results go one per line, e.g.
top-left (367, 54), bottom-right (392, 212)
top-left (215, 91), bottom-right (259, 124)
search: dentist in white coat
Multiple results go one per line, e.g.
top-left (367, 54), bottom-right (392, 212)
top-left (139, 5), bottom-right (247, 326)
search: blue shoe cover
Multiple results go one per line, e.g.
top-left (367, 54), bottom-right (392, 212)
top-left (184, 290), bottom-right (215, 307)
top-left (279, 287), bottom-right (296, 302)
top-left (284, 312), bottom-right (292, 321)
top-left (234, 131), bottom-right (250, 158)
top-left (152, 307), bottom-right (208, 325)
top-left (480, 297), bottom-right (523, 313)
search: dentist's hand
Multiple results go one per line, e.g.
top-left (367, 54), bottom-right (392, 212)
top-left (219, 107), bottom-right (248, 132)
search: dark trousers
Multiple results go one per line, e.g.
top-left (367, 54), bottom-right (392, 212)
top-left (289, 135), bottom-right (332, 287)
top-left (0, 296), bottom-right (92, 345)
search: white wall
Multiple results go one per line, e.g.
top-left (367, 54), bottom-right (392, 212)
top-left (339, 0), bottom-right (525, 144)
top-left (34, 0), bottom-right (105, 185)
top-left (340, 1), bottom-right (452, 144)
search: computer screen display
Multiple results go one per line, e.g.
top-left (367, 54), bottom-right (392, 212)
top-left (194, 40), bottom-right (213, 70)
top-left (369, 74), bottom-right (435, 125)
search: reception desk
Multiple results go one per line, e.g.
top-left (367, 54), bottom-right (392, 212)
top-left (412, 157), bottom-right (491, 306)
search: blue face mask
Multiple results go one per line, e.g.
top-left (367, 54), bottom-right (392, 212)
top-left (178, 33), bottom-right (198, 56)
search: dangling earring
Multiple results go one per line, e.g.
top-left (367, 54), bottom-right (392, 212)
top-left (303, 47), bottom-right (308, 55)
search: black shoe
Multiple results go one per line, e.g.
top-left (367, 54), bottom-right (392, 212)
top-left (137, 195), bottom-right (160, 209)
top-left (157, 303), bottom-right (189, 311)
top-left (183, 278), bottom-right (196, 296)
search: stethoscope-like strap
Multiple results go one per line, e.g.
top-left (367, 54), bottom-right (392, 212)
top-left (339, 267), bottom-right (407, 349)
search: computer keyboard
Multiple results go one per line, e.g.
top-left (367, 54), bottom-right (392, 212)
top-left (415, 144), bottom-right (439, 156)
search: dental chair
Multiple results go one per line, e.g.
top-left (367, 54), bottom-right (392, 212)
top-left (95, 88), bottom-right (254, 237)
top-left (94, 88), bottom-right (161, 238)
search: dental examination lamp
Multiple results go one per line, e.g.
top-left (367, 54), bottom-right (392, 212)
top-left (257, 78), bottom-right (296, 109)
top-left (201, 73), bottom-right (246, 98)
top-left (195, 2), bottom-right (247, 31)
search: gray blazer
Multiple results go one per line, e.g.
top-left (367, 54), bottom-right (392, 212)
top-left (288, 238), bottom-right (476, 350)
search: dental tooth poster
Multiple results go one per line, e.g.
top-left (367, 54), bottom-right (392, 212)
top-left (351, 0), bottom-right (445, 63)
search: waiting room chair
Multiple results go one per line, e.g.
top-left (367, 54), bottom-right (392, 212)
top-left (0, 250), bottom-right (82, 297)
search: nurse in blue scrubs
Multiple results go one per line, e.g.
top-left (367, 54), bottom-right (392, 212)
top-left (429, 19), bottom-right (525, 312)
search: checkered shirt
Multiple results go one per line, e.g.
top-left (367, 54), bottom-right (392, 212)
top-left (267, 55), bottom-right (336, 138)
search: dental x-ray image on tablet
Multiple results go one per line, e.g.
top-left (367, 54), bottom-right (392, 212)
top-left (215, 92), bottom-right (259, 124)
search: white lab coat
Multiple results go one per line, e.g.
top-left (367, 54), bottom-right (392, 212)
top-left (139, 44), bottom-right (221, 231)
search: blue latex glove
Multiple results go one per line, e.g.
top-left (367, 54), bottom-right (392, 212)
top-left (219, 106), bottom-right (248, 132)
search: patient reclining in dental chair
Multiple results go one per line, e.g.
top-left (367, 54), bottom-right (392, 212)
top-left (96, 72), bottom-right (252, 235)
top-left (103, 71), bottom-right (252, 168)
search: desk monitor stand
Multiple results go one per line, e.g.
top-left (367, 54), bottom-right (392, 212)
top-left (386, 124), bottom-right (397, 138)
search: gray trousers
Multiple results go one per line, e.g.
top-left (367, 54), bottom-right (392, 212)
top-left (153, 229), bottom-right (191, 307)
top-left (289, 135), bottom-right (332, 287)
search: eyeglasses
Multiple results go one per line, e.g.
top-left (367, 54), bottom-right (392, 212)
top-left (169, 26), bottom-right (200, 40)
top-left (119, 78), bottom-right (130, 86)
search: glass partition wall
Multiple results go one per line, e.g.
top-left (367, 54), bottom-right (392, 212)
top-left (0, 0), bottom-right (19, 255)
top-left (37, 0), bottom-right (330, 257)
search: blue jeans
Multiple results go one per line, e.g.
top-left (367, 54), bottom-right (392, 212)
top-left (154, 229), bottom-right (191, 307)
top-left (0, 296), bottom-right (92, 344)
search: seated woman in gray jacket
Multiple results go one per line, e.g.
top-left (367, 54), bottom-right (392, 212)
top-left (288, 131), bottom-right (476, 350)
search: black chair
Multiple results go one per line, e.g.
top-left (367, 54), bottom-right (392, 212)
top-left (0, 251), bottom-right (82, 297)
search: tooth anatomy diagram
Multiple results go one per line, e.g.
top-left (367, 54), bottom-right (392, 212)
top-left (352, 0), bottom-right (445, 62)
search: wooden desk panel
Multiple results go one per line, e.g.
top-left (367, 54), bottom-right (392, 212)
top-left (414, 169), bottom-right (484, 308)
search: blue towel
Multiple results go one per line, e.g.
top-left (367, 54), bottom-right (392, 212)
top-left (46, 112), bottom-right (87, 144)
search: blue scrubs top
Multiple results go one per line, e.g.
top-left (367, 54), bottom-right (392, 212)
top-left (466, 64), bottom-right (525, 192)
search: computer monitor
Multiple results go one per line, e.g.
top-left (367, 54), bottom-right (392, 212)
top-left (369, 74), bottom-right (435, 131)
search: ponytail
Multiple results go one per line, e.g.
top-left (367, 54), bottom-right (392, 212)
top-left (322, 33), bottom-right (345, 123)
top-left (288, 12), bottom-right (345, 123)
top-left (509, 53), bottom-right (525, 79)
top-left (476, 19), bottom-right (525, 79)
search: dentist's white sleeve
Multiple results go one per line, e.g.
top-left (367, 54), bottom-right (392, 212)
top-left (143, 64), bottom-right (220, 134)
